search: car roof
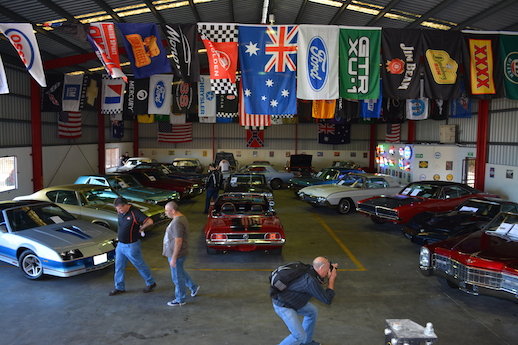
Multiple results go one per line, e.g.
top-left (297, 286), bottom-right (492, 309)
top-left (36, 184), bottom-right (110, 191)
top-left (0, 199), bottom-right (53, 211)
top-left (467, 197), bottom-right (517, 205)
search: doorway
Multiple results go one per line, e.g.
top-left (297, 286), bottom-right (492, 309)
top-left (462, 157), bottom-right (476, 187)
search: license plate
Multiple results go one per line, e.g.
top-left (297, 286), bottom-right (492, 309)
top-left (93, 253), bottom-right (108, 265)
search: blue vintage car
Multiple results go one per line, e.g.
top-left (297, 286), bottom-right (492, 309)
top-left (288, 167), bottom-right (365, 193)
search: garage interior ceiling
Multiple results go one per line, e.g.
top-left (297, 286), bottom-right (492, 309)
top-left (1, 0), bottom-right (518, 75)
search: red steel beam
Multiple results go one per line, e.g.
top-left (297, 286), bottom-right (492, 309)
top-left (475, 99), bottom-right (489, 191)
top-left (30, 79), bottom-right (43, 191)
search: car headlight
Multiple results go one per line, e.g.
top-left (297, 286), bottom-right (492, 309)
top-left (59, 249), bottom-right (84, 261)
top-left (419, 247), bottom-right (431, 267)
top-left (145, 199), bottom-right (158, 204)
top-left (317, 197), bottom-right (326, 203)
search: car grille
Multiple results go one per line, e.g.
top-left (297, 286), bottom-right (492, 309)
top-left (150, 212), bottom-right (168, 224)
top-left (357, 204), bottom-right (398, 219)
top-left (227, 233), bottom-right (270, 240)
top-left (432, 254), bottom-right (518, 293)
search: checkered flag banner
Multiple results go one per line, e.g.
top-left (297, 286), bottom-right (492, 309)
top-left (198, 23), bottom-right (238, 96)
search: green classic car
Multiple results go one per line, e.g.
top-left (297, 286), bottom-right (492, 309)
top-left (14, 184), bottom-right (167, 231)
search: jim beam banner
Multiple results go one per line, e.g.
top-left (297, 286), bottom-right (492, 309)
top-left (339, 26), bottom-right (381, 100)
top-left (422, 30), bottom-right (462, 99)
top-left (462, 31), bottom-right (504, 99)
top-left (500, 33), bottom-right (518, 100)
top-left (381, 28), bottom-right (422, 100)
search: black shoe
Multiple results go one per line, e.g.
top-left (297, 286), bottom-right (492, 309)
top-left (142, 283), bottom-right (157, 293)
top-left (109, 289), bottom-right (125, 296)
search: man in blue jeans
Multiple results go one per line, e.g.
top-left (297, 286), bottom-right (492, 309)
top-left (272, 257), bottom-right (338, 345)
top-left (109, 197), bottom-right (156, 296)
top-left (163, 201), bottom-right (200, 306)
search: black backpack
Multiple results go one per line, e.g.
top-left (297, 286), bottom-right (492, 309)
top-left (269, 261), bottom-right (312, 298)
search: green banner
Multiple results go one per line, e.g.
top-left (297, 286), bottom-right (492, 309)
top-left (339, 27), bottom-right (381, 100)
top-left (501, 34), bottom-right (518, 100)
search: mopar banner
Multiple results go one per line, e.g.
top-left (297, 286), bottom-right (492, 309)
top-left (381, 28), bottom-right (422, 100)
top-left (462, 31), bottom-right (504, 99)
top-left (500, 34), bottom-right (518, 100)
top-left (339, 26), bottom-right (381, 100)
top-left (422, 30), bottom-right (462, 99)
top-left (297, 25), bottom-right (339, 100)
top-left (116, 23), bottom-right (171, 79)
top-left (162, 23), bottom-right (200, 83)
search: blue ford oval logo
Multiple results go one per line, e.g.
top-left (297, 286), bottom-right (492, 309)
top-left (307, 36), bottom-right (328, 92)
top-left (154, 81), bottom-right (166, 108)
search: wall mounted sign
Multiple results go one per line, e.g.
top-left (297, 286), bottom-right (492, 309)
top-left (434, 152), bottom-right (441, 159)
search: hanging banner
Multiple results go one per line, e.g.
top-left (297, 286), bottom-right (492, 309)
top-left (198, 23), bottom-right (238, 95)
top-left (422, 30), bottom-right (462, 99)
top-left (381, 28), bottom-right (422, 100)
top-left (87, 23), bottom-right (127, 82)
top-left (102, 76), bottom-right (126, 115)
top-left (198, 75), bottom-right (217, 119)
top-left (239, 24), bottom-right (299, 115)
top-left (172, 81), bottom-right (197, 114)
top-left (0, 55), bottom-right (9, 94)
top-left (116, 23), bottom-right (172, 79)
top-left (124, 77), bottom-right (149, 116)
top-left (62, 74), bottom-right (85, 112)
top-left (162, 23), bottom-right (200, 83)
top-left (297, 25), bottom-right (339, 100)
top-left (148, 74), bottom-right (173, 115)
top-left (339, 26), bottom-right (381, 100)
top-left (0, 23), bottom-right (47, 87)
top-left (406, 79), bottom-right (429, 120)
top-left (462, 31), bottom-right (504, 99)
top-left (500, 33), bottom-right (518, 100)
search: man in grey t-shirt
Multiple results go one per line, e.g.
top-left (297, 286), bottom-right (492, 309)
top-left (163, 201), bottom-right (200, 306)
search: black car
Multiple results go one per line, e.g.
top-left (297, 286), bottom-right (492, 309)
top-left (223, 173), bottom-right (273, 201)
top-left (133, 162), bottom-right (206, 184)
top-left (403, 197), bottom-right (518, 245)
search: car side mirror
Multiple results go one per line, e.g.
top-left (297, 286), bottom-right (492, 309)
top-left (0, 223), bottom-right (8, 233)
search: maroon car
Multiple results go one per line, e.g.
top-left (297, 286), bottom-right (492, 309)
top-left (420, 211), bottom-right (518, 303)
top-left (125, 169), bottom-right (203, 199)
top-left (204, 193), bottom-right (285, 255)
top-left (357, 181), bottom-right (498, 225)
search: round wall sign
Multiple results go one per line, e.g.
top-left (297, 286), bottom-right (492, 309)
top-left (446, 174), bottom-right (453, 181)
top-left (419, 174), bottom-right (426, 181)
top-left (434, 152), bottom-right (441, 159)
top-left (433, 174), bottom-right (440, 180)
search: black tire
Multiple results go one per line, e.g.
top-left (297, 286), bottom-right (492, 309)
top-left (437, 276), bottom-right (457, 289)
top-left (371, 217), bottom-right (386, 225)
top-left (19, 250), bottom-right (43, 280)
top-left (270, 179), bottom-right (283, 190)
top-left (206, 246), bottom-right (219, 255)
top-left (268, 247), bottom-right (282, 255)
top-left (337, 198), bottom-right (354, 214)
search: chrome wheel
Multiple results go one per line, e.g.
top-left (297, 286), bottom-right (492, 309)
top-left (337, 198), bottom-right (353, 214)
top-left (19, 250), bottom-right (43, 280)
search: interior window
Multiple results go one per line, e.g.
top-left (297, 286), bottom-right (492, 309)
top-left (0, 156), bottom-right (17, 193)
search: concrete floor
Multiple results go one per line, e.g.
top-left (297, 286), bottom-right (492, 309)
top-left (2, 188), bottom-right (518, 345)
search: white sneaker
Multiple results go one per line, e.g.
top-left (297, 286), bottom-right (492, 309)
top-left (167, 300), bottom-right (186, 307)
top-left (191, 286), bottom-right (200, 297)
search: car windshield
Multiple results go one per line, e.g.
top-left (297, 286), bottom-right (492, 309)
top-left (109, 176), bottom-right (143, 189)
top-left (456, 200), bottom-right (499, 216)
top-left (485, 213), bottom-right (518, 238)
top-left (215, 195), bottom-right (268, 214)
top-left (142, 170), bottom-right (169, 181)
top-left (399, 183), bottom-right (440, 198)
top-left (317, 169), bottom-right (339, 180)
top-left (7, 203), bottom-right (76, 232)
top-left (82, 188), bottom-right (116, 205)
top-left (174, 160), bottom-right (197, 167)
top-left (336, 174), bottom-right (362, 186)
top-left (229, 175), bottom-right (265, 186)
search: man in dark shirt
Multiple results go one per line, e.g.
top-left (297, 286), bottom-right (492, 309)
top-left (204, 163), bottom-right (223, 214)
top-left (109, 197), bottom-right (156, 296)
top-left (272, 256), bottom-right (338, 345)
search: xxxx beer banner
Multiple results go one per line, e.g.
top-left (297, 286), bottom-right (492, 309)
top-left (297, 25), bottom-right (339, 100)
top-left (116, 23), bottom-right (171, 79)
top-left (198, 23), bottom-right (238, 95)
top-left (462, 31), bottom-right (504, 99)
top-left (339, 26), bottom-right (381, 100)
top-left (87, 23), bottom-right (127, 82)
top-left (239, 25), bottom-right (299, 115)
top-left (163, 24), bottom-right (200, 83)
top-left (500, 34), bottom-right (518, 100)
top-left (101, 76), bottom-right (126, 115)
top-left (124, 77), bottom-right (150, 116)
top-left (148, 74), bottom-right (173, 115)
top-left (381, 28), bottom-right (422, 100)
top-left (0, 23), bottom-right (46, 87)
top-left (422, 30), bottom-right (462, 99)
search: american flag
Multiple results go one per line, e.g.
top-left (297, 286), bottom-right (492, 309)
top-left (58, 111), bottom-right (82, 138)
top-left (158, 121), bottom-right (192, 143)
top-left (386, 123), bottom-right (401, 143)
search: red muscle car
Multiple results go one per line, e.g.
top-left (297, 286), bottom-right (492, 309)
top-left (204, 193), bottom-right (285, 255)
top-left (356, 181), bottom-right (498, 225)
top-left (420, 211), bottom-right (518, 303)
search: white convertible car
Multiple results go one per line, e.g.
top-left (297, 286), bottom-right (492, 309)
top-left (297, 173), bottom-right (403, 214)
top-left (0, 200), bottom-right (117, 280)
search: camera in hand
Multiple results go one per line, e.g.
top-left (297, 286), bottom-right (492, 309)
top-left (329, 262), bottom-right (335, 271)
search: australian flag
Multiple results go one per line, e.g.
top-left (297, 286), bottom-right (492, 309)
top-left (238, 25), bottom-right (298, 115)
top-left (318, 120), bottom-right (351, 145)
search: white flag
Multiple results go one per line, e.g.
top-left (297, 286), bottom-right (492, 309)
top-left (406, 79), bottom-right (429, 120)
top-left (0, 23), bottom-right (46, 87)
top-left (198, 75), bottom-right (216, 118)
top-left (0, 55), bottom-right (9, 94)
top-left (297, 25), bottom-right (338, 100)
top-left (62, 74), bottom-right (84, 112)
top-left (148, 74), bottom-right (173, 115)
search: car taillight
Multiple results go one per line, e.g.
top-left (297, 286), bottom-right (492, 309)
top-left (265, 233), bottom-right (281, 240)
top-left (211, 234), bottom-right (228, 241)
